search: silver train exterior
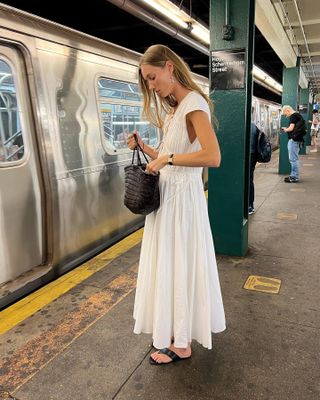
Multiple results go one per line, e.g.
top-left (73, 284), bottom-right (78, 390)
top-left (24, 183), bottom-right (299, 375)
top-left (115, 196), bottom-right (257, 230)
top-left (0, 4), bottom-right (210, 308)
top-left (252, 96), bottom-right (281, 149)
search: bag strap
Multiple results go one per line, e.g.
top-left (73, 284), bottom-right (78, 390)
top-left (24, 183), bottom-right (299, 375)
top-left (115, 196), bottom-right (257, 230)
top-left (255, 127), bottom-right (262, 153)
top-left (131, 139), bottom-right (142, 165)
top-left (131, 134), bottom-right (149, 165)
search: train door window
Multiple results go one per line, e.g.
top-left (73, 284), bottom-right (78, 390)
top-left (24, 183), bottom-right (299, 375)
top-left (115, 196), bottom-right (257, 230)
top-left (0, 58), bottom-right (24, 164)
top-left (271, 109), bottom-right (280, 132)
top-left (97, 78), bottom-right (159, 154)
top-left (265, 105), bottom-right (270, 137)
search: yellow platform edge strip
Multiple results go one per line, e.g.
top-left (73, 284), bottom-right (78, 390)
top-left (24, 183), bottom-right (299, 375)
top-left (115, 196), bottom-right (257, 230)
top-left (0, 228), bottom-right (143, 335)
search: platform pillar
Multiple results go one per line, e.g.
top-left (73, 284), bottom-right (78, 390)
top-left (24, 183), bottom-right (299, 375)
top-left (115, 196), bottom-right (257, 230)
top-left (299, 88), bottom-right (312, 153)
top-left (208, 0), bottom-right (255, 256)
top-left (307, 96), bottom-right (313, 145)
top-left (279, 66), bottom-right (299, 174)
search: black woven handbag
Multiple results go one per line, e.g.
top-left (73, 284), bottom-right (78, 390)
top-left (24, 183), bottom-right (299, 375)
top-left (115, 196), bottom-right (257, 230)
top-left (124, 140), bottom-right (160, 215)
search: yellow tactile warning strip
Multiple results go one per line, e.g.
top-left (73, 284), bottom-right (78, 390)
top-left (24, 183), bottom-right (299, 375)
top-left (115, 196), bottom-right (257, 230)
top-left (276, 212), bottom-right (298, 221)
top-left (0, 265), bottom-right (139, 394)
top-left (0, 385), bottom-right (19, 399)
top-left (302, 163), bottom-right (314, 166)
top-left (243, 275), bottom-right (281, 294)
top-left (0, 229), bottom-right (143, 335)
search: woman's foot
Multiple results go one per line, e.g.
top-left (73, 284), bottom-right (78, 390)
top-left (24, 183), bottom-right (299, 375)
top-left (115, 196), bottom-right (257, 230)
top-left (150, 344), bottom-right (191, 364)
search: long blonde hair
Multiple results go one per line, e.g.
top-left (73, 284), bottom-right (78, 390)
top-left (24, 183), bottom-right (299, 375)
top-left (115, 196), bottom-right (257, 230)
top-left (138, 44), bottom-right (213, 128)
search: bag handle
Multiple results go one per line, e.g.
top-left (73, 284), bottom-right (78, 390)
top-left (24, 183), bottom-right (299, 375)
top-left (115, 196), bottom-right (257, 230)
top-left (131, 133), bottom-right (149, 165)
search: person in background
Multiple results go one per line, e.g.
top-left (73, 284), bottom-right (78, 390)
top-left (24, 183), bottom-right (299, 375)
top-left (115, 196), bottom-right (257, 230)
top-left (127, 44), bottom-right (226, 365)
top-left (281, 105), bottom-right (305, 183)
top-left (249, 119), bottom-right (259, 215)
top-left (308, 109), bottom-right (319, 152)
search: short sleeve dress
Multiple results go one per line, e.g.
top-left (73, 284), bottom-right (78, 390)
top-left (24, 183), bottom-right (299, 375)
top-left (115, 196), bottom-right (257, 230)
top-left (133, 91), bottom-right (226, 350)
top-left (311, 113), bottom-right (319, 133)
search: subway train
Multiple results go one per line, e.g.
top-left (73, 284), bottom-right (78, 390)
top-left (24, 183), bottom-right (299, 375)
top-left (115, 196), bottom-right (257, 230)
top-left (252, 96), bottom-right (281, 149)
top-left (0, 4), bottom-right (281, 309)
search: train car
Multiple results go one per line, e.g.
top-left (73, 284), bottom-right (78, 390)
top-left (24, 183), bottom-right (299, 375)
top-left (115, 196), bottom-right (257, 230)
top-left (0, 4), bottom-right (209, 308)
top-left (252, 96), bottom-right (281, 149)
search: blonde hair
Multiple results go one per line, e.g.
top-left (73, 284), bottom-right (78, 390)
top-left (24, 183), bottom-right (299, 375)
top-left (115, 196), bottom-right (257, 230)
top-left (281, 105), bottom-right (295, 114)
top-left (138, 44), bottom-right (213, 128)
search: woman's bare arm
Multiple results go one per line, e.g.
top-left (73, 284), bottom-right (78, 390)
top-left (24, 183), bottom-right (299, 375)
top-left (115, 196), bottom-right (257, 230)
top-left (146, 110), bottom-right (221, 174)
top-left (127, 131), bottom-right (159, 160)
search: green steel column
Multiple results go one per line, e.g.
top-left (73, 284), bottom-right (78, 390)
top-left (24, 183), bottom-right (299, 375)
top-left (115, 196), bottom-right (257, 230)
top-left (304, 89), bottom-right (313, 153)
top-left (306, 93), bottom-right (314, 149)
top-left (299, 88), bottom-right (312, 153)
top-left (208, 0), bottom-right (255, 256)
top-left (279, 67), bottom-right (299, 174)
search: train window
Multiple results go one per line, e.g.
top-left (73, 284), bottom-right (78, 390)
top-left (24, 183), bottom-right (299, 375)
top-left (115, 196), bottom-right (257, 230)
top-left (99, 79), bottom-right (140, 102)
top-left (97, 78), bottom-right (159, 153)
top-left (0, 59), bottom-right (24, 163)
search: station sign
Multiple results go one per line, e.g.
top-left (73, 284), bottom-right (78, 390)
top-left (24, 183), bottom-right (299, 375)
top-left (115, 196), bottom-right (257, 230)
top-left (210, 48), bottom-right (246, 91)
top-left (298, 104), bottom-right (308, 113)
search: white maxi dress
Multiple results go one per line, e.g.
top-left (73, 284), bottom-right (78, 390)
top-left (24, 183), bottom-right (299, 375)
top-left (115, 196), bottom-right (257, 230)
top-left (133, 91), bottom-right (226, 350)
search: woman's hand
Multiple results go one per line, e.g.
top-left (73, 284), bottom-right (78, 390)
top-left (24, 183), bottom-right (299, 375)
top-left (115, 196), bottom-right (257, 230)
top-left (146, 155), bottom-right (167, 175)
top-left (127, 131), bottom-right (144, 150)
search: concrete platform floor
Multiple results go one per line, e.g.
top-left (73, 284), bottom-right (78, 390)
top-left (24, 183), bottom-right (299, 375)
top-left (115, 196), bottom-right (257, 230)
top-left (0, 148), bottom-right (319, 400)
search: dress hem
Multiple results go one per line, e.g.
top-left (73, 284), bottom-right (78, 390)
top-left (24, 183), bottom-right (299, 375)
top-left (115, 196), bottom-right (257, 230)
top-left (133, 325), bottom-right (227, 350)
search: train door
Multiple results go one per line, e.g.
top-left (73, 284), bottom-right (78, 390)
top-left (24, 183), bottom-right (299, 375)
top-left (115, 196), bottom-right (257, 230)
top-left (265, 105), bottom-right (270, 137)
top-left (0, 45), bottom-right (44, 286)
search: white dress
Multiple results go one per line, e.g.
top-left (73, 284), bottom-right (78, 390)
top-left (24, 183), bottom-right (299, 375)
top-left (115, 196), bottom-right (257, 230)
top-left (133, 91), bottom-right (226, 350)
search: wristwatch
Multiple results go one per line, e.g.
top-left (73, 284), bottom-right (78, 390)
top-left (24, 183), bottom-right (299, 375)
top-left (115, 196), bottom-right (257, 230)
top-left (168, 153), bottom-right (174, 165)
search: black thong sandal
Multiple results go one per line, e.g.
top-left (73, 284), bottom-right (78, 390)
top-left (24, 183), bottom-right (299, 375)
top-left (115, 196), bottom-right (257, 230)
top-left (149, 347), bottom-right (191, 365)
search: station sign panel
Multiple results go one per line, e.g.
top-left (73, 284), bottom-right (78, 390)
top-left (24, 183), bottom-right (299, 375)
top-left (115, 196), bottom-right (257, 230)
top-left (210, 48), bottom-right (246, 91)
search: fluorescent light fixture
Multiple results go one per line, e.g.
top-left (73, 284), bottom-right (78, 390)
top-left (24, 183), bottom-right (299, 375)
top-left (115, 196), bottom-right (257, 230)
top-left (141, 0), bottom-right (210, 44)
top-left (140, 0), bottom-right (189, 29)
top-left (190, 24), bottom-right (210, 45)
top-left (253, 65), bottom-right (283, 93)
top-left (112, 121), bottom-right (149, 125)
top-left (139, 0), bottom-right (283, 94)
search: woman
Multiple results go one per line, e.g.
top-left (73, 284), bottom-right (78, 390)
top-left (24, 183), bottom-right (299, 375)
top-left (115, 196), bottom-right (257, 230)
top-left (308, 109), bottom-right (319, 152)
top-left (127, 44), bottom-right (226, 365)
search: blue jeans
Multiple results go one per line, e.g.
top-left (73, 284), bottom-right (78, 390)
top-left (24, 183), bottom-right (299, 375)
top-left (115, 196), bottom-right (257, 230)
top-left (287, 139), bottom-right (300, 178)
top-left (249, 153), bottom-right (257, 208)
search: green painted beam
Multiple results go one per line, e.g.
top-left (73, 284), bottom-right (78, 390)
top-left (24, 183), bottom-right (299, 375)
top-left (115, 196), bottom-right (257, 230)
top-left (208, 0), bottom-right (255, 256)
top-left (279, 67), bottom-right (299, 175)
top-left (306, 93), bottom-right (314, 149)
top-left (298, 88), bottom-right (309, 154)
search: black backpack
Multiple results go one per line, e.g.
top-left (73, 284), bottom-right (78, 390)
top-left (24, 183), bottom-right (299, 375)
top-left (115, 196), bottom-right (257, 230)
top-left (256, 128), bottom-right (271, 163)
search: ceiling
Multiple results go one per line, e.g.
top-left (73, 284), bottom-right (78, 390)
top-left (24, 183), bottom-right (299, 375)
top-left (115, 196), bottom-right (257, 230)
top-left (272, 0), bottom-right (320, 96)
top-left (0, 0), bottom-right (289, 102)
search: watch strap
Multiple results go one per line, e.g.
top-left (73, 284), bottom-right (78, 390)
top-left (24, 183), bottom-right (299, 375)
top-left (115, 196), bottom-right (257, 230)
top-left (168, 153), bottom-right (174, 165)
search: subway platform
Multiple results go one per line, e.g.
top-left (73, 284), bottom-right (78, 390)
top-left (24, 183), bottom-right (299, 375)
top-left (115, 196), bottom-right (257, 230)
top-left (0, 148), bottom-right (319, 400)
